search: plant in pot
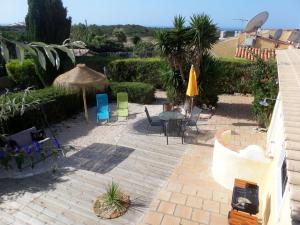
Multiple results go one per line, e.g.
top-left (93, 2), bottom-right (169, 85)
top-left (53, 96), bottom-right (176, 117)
top-left (94, 181), bottom-right (130, 219)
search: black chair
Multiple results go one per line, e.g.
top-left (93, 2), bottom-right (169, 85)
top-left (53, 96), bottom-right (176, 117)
top-left (187, 107), bottom-right (202, 133)
top-left (164, 119), bottom-right (187, 145)
top-left (144, 107), bottom-right (162, 132)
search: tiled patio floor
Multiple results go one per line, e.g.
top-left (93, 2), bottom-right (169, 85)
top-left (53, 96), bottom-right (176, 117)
top-left (0, 93), bottom-right (266, 225)
top-left (141, 95), bottom-right (266, 225)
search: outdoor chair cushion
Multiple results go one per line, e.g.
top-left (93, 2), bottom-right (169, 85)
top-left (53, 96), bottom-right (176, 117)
top-left (96, 93), bottom-right (110, 121)
top-left (117, 92), bottom-right (129, 117)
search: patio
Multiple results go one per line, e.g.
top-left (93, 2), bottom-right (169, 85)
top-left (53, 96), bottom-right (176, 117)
top-left (0, 93), bottom-right (265, 225)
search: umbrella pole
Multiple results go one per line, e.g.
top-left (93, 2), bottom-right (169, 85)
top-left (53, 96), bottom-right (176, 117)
top-left (190, 97), bottom-right (194, 113)
top-left (82, 87), bottom-right (89, 121)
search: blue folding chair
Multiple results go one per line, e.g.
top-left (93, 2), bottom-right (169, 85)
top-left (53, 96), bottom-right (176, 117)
top-left (96, 93), bottom-right (109, 122)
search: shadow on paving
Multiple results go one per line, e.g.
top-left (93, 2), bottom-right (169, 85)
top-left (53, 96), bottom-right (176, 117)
top-left (0, 143), bottom-right (134, 204)
top-left (215, 102), bottom-right (254, 120)
top-left (62, 143), bottom-right (135, 174)
top-left (131, 118), bottom-right (162, 135)
top-left (0, 168), bottom-right (74, 203)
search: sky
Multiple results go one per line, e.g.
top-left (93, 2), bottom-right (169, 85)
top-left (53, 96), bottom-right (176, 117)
top-left (0, 0), bottom-right (300, 29)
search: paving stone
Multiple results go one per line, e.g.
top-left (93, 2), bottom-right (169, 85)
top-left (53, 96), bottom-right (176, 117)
top-left (203, 200), bottom-right (220, 213)
top-left (170, 192), bottom-right (187, 205)
top-left (143, 211), bottom-right (163, 225)
top-left (161, 215), bottom-right (181, 225)
top-left (157, 201), bottom-right (176, 215)
top-left (174, 204), bottom-right (192, 219)
top-left (191, 209), bottom-right (210, 224)
top-left (186, 196), bottom-right (203, 209)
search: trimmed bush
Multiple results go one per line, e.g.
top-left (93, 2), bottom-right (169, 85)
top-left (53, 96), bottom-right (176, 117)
top-left (76, 55), bottom-right (121, 73)
top-left (251, 59), bottom-right (278, 127)
top-left (2, 87), bottom-right (95, 134)
top-left (5, 59), bottom-right (40, 87)
top-left (107, 58), bottom-right (165, 88)
top-left (108, 82), bottom-right (155, 104)
top-left (213, 57), bottom-right (253, 94)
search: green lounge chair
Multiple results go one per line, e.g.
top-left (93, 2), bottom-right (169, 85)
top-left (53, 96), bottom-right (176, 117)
top-left (117, 92), bottom-right (128, 118)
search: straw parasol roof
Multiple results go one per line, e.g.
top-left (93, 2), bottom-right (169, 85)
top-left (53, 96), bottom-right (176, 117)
top-left (53, 64), bottom-right (108, 88)
top-left (53, 64), bottom-right (108, 121)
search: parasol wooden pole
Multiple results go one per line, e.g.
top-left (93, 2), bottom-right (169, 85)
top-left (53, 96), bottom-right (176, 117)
top-left (190, 97), bottom-right (194, 113)
top-left (82, 87), bottom-right (89, 121)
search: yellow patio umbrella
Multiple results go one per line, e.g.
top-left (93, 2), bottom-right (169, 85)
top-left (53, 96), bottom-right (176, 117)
top-left (186, 65), bottom-right (199, 111)
top-left (53, 64), bottom-right (108, 121)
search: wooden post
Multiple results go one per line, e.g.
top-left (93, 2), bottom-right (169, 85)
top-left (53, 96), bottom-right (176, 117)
top-left (190, 97), bottom-right (194, 114)
top-left (82, 87), bottom-right (88, 121)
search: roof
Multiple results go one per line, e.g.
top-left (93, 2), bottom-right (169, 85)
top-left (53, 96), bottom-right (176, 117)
top-left (288, 30), bottom-right (300, 44)
top-left (72, 48), bottom-right (97, 57)
top-left (276, 49), bottom-right (300, 222)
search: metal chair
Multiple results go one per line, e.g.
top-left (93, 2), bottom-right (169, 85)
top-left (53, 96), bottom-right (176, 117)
top-left (164, 119), bottom-right (187, 145)
top-left (187, 107), bottom-right (202, 133)
top-left (144, 107), bottom-right (162, 133)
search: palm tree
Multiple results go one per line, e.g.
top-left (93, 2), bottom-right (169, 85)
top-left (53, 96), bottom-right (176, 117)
top-left (187, 14), bottom-right (219, 80)
top-left (155, 15), bottom-right (188, 84)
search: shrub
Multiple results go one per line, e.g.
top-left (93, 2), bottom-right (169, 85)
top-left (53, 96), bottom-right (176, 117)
top-left (251, 58), bottom-right (278, 127)
top-left (108, 82), bottom-right (155, 104)
top-left (107, 58), bottom-right (165, 88)
top-left (77, 55), bottom-right (121, 73)
top-left (1, 87), bottom-right (95, 134)
top-left (5, 59), bottom-right (40, 87)
top-left (213, 57), bottom-right (253, 94)
top-left (133, 42), bottom-right (158, 58)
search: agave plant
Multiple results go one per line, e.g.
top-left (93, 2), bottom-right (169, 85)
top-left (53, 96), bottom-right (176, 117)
top-left (102, 181), bottom-right (126, 212)
top-left (0, 35), bottom-right (85, 70)
top-left (0, 87), bottom-right (40, 132)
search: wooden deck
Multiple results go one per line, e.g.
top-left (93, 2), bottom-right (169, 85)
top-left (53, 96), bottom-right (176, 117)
top-left (0, 100), bottom-right (188, 225)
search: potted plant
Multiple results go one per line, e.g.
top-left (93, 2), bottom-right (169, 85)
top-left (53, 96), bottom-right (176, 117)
top-left (94, 181), bottom-right (130, 219)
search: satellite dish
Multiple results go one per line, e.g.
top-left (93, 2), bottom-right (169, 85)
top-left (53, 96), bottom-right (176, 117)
top-left (273, 29), bottom-right (283, 41)
top-left (244, 11), bottom-right (269, 33)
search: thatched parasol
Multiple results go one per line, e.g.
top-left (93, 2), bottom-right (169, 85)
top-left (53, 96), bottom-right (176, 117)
top-left (53, 64), bottom-right (108, 121)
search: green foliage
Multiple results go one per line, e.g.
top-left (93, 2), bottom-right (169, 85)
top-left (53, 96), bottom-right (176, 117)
top-left (133, 42), bottom-right (158, 58)
top-left (112, 29), bottom-right (127, 43)
top-left (1, 87), bottom-right (93, 134)
top-left (251, 58), bottom-right (278, 127)
top-left (5, 59), bottom-right (40, 87)
top-left (155, 14), bottom-right (219, 104)
top-left (108, 58), bottom-right (164, 88)
top-left (0, 88), bottom-right (40, 132)
top-left (25, 0), bottom-right (72, 44)
top-left (0, 25), bottom-right (27, 42)
top-left (213, 58), bottom-right (253, 94)
top-left (76, 55), bottom-right (121, 73)
top-left (160, 67), bottom-right (185, 104)
top-left (109, 82), bottom-right (155, 104)
top-left (102, 182), bottom-right (126, 212)
top-left (132, 35), bottom-right (141, 45)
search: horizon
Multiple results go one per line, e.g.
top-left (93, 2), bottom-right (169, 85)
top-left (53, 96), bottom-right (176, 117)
top-left (0, 0), bottom-right (300, 30)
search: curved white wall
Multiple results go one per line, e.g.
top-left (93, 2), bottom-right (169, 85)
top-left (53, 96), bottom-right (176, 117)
top-left (212, 138), bottom-right (271, 190)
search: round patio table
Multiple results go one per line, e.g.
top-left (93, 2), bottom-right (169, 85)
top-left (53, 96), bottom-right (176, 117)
top-left (159, 111), bottom-right (185, 121)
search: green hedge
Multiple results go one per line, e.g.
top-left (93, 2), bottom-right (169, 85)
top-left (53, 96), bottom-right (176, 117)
top-left (6, 59), bottom-right (40, 87)
top-left (107, 58), bottom-right (164, 88)
top-left (251, 59), bottom-right (278, 127)
top-left (76, 55), bottom-right (121, 73)
top-left (108, 82), bottom-right (155, 104)
top-left (213, 58), bottom-right (253, 94)
top-left (2, 87), bottom-right (95, 134)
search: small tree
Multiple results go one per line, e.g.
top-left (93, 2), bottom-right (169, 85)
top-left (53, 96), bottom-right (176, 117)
top-left (187, 14), bottom-right (219, 80)
top-left (132, 35), bottom-right (141, 45)
top-left (155, 15), bottom-right (188, 84)
top-left (25, 0), bottom-right (72, 44)
top-left (112, 29), bottom-right (127, 43)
